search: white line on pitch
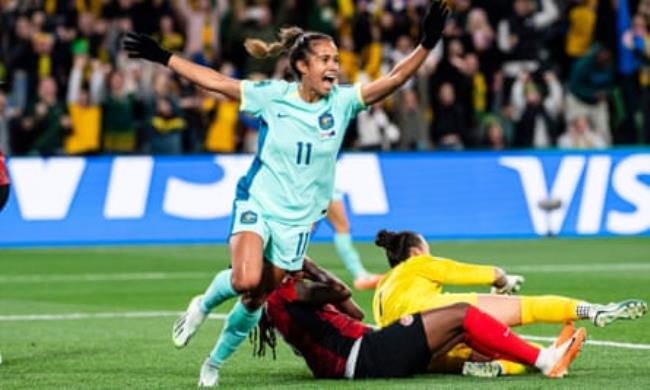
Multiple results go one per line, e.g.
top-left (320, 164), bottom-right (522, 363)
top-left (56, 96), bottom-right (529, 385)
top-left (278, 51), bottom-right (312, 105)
top-left (1, 263), bottom-right (649, 284)
top-left (508, 263), bottom-right (650, 273)
top-left (0, 311), bottom-right (648, 351)
top-left (0, 272), bottom-right (212, 283)
top-left (0, 311), bottom-right (226, 321)
top-left (522, 335), bottom-right (650, 350)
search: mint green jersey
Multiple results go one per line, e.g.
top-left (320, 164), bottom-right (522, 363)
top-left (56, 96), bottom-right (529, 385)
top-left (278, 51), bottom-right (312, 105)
top-left (236, 79), bottom-right (365, 224)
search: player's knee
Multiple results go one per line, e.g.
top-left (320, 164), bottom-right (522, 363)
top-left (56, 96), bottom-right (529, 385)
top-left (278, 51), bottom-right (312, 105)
top-left (231, 273), bottom-right (261, 293)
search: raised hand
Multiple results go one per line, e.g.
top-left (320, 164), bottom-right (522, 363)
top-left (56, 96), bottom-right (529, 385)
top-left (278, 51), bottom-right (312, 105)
top-left (122, 32), bottom-right (172, 66)
top-left (420, 0), bottom-right (451, 49)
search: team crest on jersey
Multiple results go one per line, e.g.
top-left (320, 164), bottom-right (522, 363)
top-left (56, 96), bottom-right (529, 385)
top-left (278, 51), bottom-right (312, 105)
top-left (318, 112), bottom-right (335, 130)
top-left (240, 210), bottom-right (258, 224)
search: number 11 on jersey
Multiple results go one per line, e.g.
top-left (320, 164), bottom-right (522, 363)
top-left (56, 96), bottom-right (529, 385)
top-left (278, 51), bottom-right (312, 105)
top-left (296, 142), bottom-right (312, 165)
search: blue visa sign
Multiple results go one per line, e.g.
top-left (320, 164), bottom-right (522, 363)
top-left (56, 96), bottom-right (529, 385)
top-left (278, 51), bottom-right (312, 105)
top-left (0, 150), bottom-right (648, 246)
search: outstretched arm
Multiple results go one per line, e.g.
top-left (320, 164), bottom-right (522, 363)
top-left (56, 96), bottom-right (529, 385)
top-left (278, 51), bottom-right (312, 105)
top-left (361, 0), bottom-right (449, 105)
top-left (123, 32), bottom-right (241, 101)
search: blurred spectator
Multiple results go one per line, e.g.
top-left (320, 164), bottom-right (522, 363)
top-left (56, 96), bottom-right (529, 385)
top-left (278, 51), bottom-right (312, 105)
top-left (557, 114), bottom-right (607, 149)
top-left (618, 7), bottom-right (649, 144)
top-left (28, 77), bottom-right (68, 156)
top-left (65, 56), bottom-right (103, 155)
top-left (204, 63), bottom-right (240, 153)
top-left (100, 68), bottom-right (139, 154)
top-left (307, 0), bottom-right (338, 37)
top-left (0, 92), bottom-right (12, 154)
top-left (175, 0), bottom-right (228, 64)
top-left (356, 102), bottom-right (400, 151)
top-left (432, 82), bottom-right (467, 150)
top-left (395, 88), bottom-right (430, 151)
top-left (479, 116), bottom-right (507, 150)
top-left (464, 8), bottom-right (500, 87)
top-left (566, 44), bottom-right (614, 145)
top-left (564, 0), bottom-right (597, 76)
top-left (155, 14), bottom-right (185, 54)
top-left (148, 96), bottom-right (186, 155)
top-left (511, 71), bottom-right (563, 148)
top-left (497, 0), bottom-right (559, 79)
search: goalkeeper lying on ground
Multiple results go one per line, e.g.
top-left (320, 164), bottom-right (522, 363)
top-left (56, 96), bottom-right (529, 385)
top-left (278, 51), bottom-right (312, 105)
top-left (252, 257), bottom-right (585, 380)
top-left (371, 229), bottom-right (647, 376)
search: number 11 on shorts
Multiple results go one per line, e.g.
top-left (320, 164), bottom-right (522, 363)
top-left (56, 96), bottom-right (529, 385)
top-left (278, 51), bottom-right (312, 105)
top-left (295, 232), bottom-right (310, 257)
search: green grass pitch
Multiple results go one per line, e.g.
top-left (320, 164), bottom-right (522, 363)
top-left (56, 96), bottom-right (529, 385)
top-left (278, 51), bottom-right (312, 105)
top-left (1, 237), bottom-right (649, 389)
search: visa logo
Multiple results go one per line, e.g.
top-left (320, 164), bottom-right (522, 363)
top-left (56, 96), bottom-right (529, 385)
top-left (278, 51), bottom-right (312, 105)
top-left (6, 155), bottom-right (389, 221)
top-left (501, 155), bottom-right (650, 235)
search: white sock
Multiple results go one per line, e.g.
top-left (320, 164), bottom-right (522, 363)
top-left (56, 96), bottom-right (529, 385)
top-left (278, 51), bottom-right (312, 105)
top-left (534, 340), bottom-right (571, 373)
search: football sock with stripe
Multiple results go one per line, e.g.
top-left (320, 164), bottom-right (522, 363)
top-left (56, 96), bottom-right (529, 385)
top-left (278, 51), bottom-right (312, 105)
top-left (520, 296), bottom-right (582, 324)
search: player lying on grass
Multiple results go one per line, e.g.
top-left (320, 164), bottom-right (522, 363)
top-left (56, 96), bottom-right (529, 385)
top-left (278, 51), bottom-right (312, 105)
top-left (371, 229), bottom-right (647, 376)
top-left (252, 258), bottom-right (585, 380)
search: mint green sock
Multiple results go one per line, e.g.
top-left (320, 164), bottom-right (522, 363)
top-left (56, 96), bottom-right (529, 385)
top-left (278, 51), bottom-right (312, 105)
top-left (333, 232), bottom-right (367, 279)
top-left (209, 300), bottom-right (262, 366)
top-left (200, 269), bottom-right (238, 314)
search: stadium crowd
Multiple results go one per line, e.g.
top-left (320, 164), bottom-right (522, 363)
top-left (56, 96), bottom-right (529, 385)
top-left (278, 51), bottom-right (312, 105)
top-left (0, 0), bottom-right (649, 156)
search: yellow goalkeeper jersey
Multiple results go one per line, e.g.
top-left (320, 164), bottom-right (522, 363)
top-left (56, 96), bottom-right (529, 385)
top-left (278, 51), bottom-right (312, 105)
top-left (372, 254), bottom-right (496, 327)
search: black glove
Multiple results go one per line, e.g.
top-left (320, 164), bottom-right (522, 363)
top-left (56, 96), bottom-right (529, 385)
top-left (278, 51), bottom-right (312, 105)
top-left (123, 32), bottom-right (172, 65)
top-left (420, 0), bottom-right (451, 49)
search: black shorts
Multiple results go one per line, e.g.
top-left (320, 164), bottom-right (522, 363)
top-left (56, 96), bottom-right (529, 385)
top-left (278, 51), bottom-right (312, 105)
top-left (353, 313), bottom-right (430, 378)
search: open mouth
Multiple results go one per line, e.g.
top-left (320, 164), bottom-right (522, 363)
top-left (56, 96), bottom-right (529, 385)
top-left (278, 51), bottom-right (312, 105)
top-left (322, 75), bottom-right (337, 87)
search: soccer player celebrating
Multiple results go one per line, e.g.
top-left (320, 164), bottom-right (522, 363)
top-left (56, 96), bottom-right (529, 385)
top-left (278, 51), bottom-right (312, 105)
top-left (372, 229), bottom-right (647, 375)
top-left (255, 258), bottom-right (586, 380)
top-left (123, 1), bottom-right (451, 386)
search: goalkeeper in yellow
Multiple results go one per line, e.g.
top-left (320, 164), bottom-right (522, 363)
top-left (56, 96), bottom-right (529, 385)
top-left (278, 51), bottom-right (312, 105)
top-left (372, 229), bottom-right (647, 377)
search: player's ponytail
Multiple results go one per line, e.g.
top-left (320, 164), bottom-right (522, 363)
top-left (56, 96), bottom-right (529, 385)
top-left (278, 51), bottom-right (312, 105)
top-left (375, 229), bottom-right (421, 267)
top-left (245, 26), bottom-right (334, 80)
top-left (244, 27), bottom-right (303, 59)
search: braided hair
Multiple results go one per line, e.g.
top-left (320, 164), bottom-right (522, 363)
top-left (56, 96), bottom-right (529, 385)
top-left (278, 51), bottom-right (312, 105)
top-left (250, 308), bottom-right (277, 360)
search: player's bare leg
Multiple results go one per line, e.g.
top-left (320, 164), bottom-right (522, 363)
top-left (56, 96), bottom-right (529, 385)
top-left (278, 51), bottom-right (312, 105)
top-left (174, 232), bottom-right (264, 348)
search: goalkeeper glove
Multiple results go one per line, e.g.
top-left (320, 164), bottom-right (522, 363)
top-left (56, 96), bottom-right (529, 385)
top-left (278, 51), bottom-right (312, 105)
top-left (123, 32), bottom-right (172, 66)
top-left (491, 274), bottom-right (525, 295)
top-left (420, 0), bottom-right (451, 49)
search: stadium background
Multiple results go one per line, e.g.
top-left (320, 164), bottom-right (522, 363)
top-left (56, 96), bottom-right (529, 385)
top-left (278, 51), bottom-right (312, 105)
top-left (1, 0), bottom-right (649, 389)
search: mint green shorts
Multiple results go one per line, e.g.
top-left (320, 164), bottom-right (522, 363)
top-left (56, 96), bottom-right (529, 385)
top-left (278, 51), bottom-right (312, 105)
top-left (229, 199), bottom-right (311, 272)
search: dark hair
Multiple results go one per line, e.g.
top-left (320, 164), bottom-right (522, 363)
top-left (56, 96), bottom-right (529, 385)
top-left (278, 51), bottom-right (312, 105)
top-left (375, 229), bottom-right (422, 267)
top-left (250, 309), bottom-right (277, 360)
top-left (244, 26), bottom-right (334, 79)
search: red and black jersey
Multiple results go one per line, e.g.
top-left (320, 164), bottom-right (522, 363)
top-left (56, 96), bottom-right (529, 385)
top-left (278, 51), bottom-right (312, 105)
top-left (266, 278), bottom-right (371, 378)
top-left (0, 151), bottom-right (8, 186)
